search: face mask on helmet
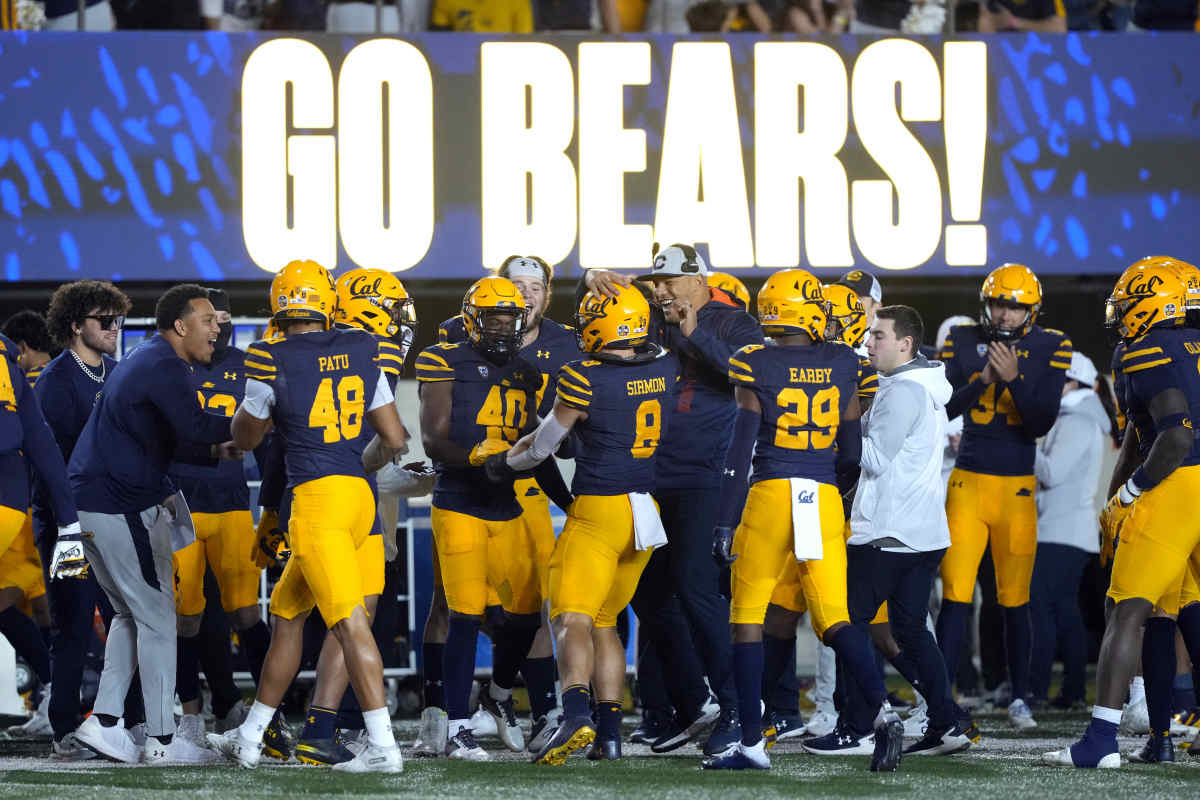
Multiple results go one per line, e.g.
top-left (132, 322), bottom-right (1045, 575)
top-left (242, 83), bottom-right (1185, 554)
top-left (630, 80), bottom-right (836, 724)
top-left (469, 308), bottom-right (525, 364)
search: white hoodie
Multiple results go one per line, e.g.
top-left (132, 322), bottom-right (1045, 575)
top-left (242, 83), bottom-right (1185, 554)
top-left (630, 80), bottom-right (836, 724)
top-left (1034, 387), bottom-right (1111, 553)
top-left (849, 355), bottom-right (953, 552)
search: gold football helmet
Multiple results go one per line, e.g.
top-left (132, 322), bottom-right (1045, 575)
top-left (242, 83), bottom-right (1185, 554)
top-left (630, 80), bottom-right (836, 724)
top-left (270, 260), bottom-right (336, 328)
top-left (756, 269), bottom-right (827, 342)
top-left (707, 272), bottom-right (751, 307)
top-left (1105, 257), bottom-right (1188, 341)
top-left (979, 263), bottom-right (1042, 341)
top-left (334, 268), bottom-right (418, 355)
top-left (822, 283), bottom-right (868, 349)
top-left (576, 285), bottom-right (650, 353)
top-left (462, 276), bottom-right (527, 362)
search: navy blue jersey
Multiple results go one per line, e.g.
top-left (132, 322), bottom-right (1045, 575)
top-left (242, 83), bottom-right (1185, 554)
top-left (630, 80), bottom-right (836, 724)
top-left (728, 342), bottom-right (859, 486)
top-left (1111, 343), bottom-right (1128, 440)
top-left (855, 352), bottom-right (879, 402)
top-left (1118, 327), bottom-right (1200, 467)
top-left (556, 348), bottom-right (679, 496)
top-left (69, 335), bottom-right (233, 514)
top-left (243, 328), bottom-right (384, 490)
top-left (439, 314), bottom-right (580, 418)
top-left (940, 323), bottom-right (1073, 476)
top-left (168, 346), bottom-right (251, 514)
top-left (0, 336), bottom-right (76, 523)
top-left (415, 342), bottom-right (541, 521)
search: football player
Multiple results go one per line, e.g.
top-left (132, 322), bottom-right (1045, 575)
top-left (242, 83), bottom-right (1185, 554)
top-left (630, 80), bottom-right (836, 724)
top-left (433, 256), bottom-right (576, 755)
top-left (414, 275), bottom-right (560, 761)
top-left (292, 267), bottom-right (423, 765)
top-left (0, 333), bottom-right (87, 742)
top-left (1044, 258), bottom-right (1200, 768)
top-left (705, 270), bottom-right (903, 771)
top-left (168, 288), bottom-right (264, 743)
top-left (211, 260), bottom-right (410, 773)
top-left (490, 284), bottom-right (678, 764)
top-left (936, 263), bottom-right (1073, 730)
top-left (756, 284), bottom-right (880, 743)
top-left (2, 310), bottom-right (56, 385)
top-left (33, 280), bottom-right (141, 758)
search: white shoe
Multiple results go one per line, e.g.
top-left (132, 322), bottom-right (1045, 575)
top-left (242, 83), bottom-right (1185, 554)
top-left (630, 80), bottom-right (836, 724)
top-left (411, 707), bottom-right (448, 758)
top-left (331, 742), bottom-right (403, 773)
top-left (177, 714), bottom-right (206, 745)
top-left (478, 685), bottom-right (525, 752)
top-left (903, 705), bottom-right (928, 738)
top-left (1121, 698), bottom-right (1150, 735)
top-left (1169, 711), bottom-right (1199, 736)
top-left (143, 734), bottom-right (223, 765)
top-left (75, 716), bottom-right (140, 763)
top-left (51, 732), bottom-right (97, 761)
top-left (470, 706), bottom-right (498, 738)
top-left (1008, 698), bottom-right (1037, 730)
top-left (206, 729), bottom-right (263, 769)
top-left (445, 726), bottom-right (490, 761)
top-left (8, 686), bottom-right (52, 737)
top-left (215, 700), bottom-right (251, 734)
top-left (126, 723), bottom-right (146, 748)
top-left (801, 709), bottom-right (837, 738)
top-left (528, 707), bottom-right (563, 753)
top-left (342, 728), bottom-right (369, 756)
top-left (1040, 746), bottom-right (1121, 768)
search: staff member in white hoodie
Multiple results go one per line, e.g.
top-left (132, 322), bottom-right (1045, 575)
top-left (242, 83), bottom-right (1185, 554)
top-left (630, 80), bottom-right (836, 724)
top-left (1029, 352), bottom-right (1109, 709)
top-left (843, 306), bottom-right (978, 756)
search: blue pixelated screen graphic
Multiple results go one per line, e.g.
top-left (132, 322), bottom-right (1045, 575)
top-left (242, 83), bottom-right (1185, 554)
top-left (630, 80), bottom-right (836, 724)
top-left (1, 31), bottom-right (1198, 282)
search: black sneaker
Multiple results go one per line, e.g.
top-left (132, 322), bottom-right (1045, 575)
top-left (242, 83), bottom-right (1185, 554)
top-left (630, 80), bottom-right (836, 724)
top-left (802, 721), bottom-right (875, 756)
top-left (764, 710), bottom-right (806, 743)
top-left (263, 713), bottom-right (296, 760)
top-left (294, 735), bottom-right (355, 766)
top-left (1129, 731), bottom-right (1175, 764)
top-left (903, 718), bottom-right (978, 756)
top-left (702, 707), bottom-right (741, 757)
top-left (630, 709), bottom-right (673, 745)
top-left (532, 714), bottom-right (595, 765)
top-left (651, 703), bottom-right (719, 753)
top-left (870, 713), bottom-right (904, 772)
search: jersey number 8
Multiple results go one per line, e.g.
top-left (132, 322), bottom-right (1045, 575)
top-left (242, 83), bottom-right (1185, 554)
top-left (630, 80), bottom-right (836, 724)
top-left (308, 376), bottom-right (365, 443)
top-left (775, 387), bottom-right (839, 450)
top-left (631, 399), bottom-right (662, 459)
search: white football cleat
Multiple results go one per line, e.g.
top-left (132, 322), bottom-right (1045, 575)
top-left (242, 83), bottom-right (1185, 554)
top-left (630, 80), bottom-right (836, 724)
top-left (1121, 698), bottom-right (1150, 735)
top-left (8, 686), bottom-right (52, 737)
top-left (143, 734), bottom-right (223, 765)
top-left (51, 732), bottom-right (97, 761)
top-left (1008, 698), bottom-right (1037, 730)
top-left (1040, 746), bottom-right (1121, 769)
top-left (470, 706), bottom-right (498, 738)
top-left (331, 742), bottom-right (403, 773)
top-left (206, 729), bottom-right (263, 769)
top-left (215, 700), bottom-right (251, 734)
top-left (74, 715), bottom-right (140, 763)
top-left (801, 709), bottom-right (837, 738)
top-left (411, 707), bottom-right (448, 758)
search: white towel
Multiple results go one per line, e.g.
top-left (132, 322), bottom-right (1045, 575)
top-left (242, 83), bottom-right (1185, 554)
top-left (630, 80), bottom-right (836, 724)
top-left (630, 492), bottom-right (668, 551)
top-left (789, 478), bottom-right (823, 561)
top-left (161, 492), bottom-right (196, 553)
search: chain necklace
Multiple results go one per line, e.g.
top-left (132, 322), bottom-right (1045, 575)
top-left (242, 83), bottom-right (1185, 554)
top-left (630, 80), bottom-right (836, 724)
top-left (69, 348), bottom-right (106, 384)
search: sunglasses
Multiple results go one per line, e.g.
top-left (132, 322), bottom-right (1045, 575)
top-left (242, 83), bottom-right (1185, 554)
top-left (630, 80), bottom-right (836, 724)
top-left (85, 314), bottom-right (126, 330)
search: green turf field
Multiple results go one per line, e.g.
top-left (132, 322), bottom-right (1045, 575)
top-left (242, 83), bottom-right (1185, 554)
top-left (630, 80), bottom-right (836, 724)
top-left (2, 710), bottom-right (1199, 800)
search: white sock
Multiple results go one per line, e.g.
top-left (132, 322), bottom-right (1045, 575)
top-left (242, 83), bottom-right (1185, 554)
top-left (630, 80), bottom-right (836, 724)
top-left (489, 681), bottom-right (512, 703)
top-left (448, 718), bottom-right (471, 738)
top-left (239, 700), bottom-right (276, 744)
top-left (363, 707), bottom-right (396, 749)
top-left (1093, 704), bottom-right (1122, 725)
top-left (1129, 676), bottom-right (1146, 706)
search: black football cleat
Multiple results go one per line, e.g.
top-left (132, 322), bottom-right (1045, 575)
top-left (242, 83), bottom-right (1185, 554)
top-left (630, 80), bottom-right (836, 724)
top-left (294, 735), bottom-right (355, 766)
top-left (870, 713), bottom-right (904, 772)
top-left (262, 712), bottom-right (296, 760)
top-left (587, 737), bottom-right (621, 761)
top-left (532, 715), bottom-right (595, 765)
top-left (1129, 731), bottom-right (1175, 764)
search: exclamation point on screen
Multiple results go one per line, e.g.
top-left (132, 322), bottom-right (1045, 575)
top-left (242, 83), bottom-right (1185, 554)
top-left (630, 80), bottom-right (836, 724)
top-left (943, 42), bottom-right (988, 266)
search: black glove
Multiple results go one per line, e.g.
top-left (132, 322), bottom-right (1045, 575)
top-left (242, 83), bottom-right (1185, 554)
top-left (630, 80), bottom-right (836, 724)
top-left (712, 526), bottom-right (737, 567)
top-left (484, 451), bottom-right (519, 484)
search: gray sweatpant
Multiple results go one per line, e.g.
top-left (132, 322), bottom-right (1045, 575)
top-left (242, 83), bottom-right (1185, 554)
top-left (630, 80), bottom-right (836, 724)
top-left (79, 505), bottom-right (177, 737)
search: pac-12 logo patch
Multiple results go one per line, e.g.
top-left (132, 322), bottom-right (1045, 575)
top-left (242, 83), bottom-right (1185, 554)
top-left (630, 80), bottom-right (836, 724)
top-left (976, 343), bottom-right (988, 357)
top-left (477, 365), bottom-right (489, 378)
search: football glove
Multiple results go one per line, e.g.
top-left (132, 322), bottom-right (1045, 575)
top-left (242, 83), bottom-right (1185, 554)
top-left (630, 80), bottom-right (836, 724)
top-left (483, 451), bottom-right (519, 484)
top-left (712, 526), bottom-right (737, 568)
top-left (50, 523), bottom-right (89, 580)
top-left (1098, 479), bottom-right (1139, 566)
top-left (468, 439), bottom-right (511, 466)
top-left (252, 509), bottom-right (287, 569)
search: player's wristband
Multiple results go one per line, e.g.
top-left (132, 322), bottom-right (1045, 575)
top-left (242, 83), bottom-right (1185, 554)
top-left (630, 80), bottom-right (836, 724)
top-left (58, 522), bottom-right (82, 539)
top-left (1119, 476), bottom-right (1144, 505)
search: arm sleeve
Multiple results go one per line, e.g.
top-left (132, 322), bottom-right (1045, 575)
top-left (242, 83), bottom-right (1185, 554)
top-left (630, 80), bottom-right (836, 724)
top-left (859, 382), bottom-right (921, 478)
top-left (241, 378), bottom-right (276, 420)
top-left (532, 458), bottom-right (573, 513)
top-left (1034, 414), bottom-right (1090, 488)
top-left (685, 313), bottom-right (765, 376)
top-left (16, 371), bottom-right (78, 526)
top-left (716, 406), bottom-right (760, 529)
top-left (368, 370), bottom-right (394, 412)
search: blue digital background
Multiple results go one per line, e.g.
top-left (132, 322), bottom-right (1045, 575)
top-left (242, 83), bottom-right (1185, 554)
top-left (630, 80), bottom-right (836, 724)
top-left (1, 31), bottom-right (1198, 282)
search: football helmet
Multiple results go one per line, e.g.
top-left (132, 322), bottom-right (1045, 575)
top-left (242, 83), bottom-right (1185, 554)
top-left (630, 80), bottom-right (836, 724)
top-left (707, 272), bottom-right (751, 307)
top-left (822, 283), bottom-right (868, 348)
top-left (462, 276), bottom-right (527, 363)
top-left (270, 259), bottom-right (336, 328)
top-left (1145, 255), bottom-right (1200, 320)
top-left (1105, 257), bottom-right (1188, 341)
top-left (575, 285), bottom-right (650, 353)
top-left (334, 268), bottom-right (418, 356)
top-left (979, 263), bottom-right (1042, 341)
top-left (756, 269), bottom-right (827, 342)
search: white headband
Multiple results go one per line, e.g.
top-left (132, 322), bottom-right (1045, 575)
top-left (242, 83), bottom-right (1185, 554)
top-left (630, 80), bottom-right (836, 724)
top-left (505, 258), bottom-right (546, 284)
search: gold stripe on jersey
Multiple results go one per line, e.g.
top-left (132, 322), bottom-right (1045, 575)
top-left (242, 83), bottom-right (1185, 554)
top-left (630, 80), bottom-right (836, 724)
top-left (414, 353), bottom-right (455, 382)
top-left (729, 368), bottom-right (754, 384)
top-left (1122, 346), bottom-right (1163, 361)
top-left (558, 378), bottom-right (591, 398)
top-left (1053, 350), bottom-right (1073, 358)
top-left (1050, 361), bottom-right (1071, 369)
top-left (729, 356), bottom-right (754, 375)
top-left (560, 365), bottom-right (591, 389)
top-left (1123, 357), bottom-right (1172, 374)
top-left (557, 389), bottom-right (590, 408)
top-left (858, 372), bottom-right (879, 394)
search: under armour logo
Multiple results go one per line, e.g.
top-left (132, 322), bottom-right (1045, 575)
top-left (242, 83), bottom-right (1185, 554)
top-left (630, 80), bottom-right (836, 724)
top-left (723, 468), bottom-right (736, 477)
top-left (225, 371), bottom-right (238, 381)
top-left (537, 350), bottom-right (550, 359)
